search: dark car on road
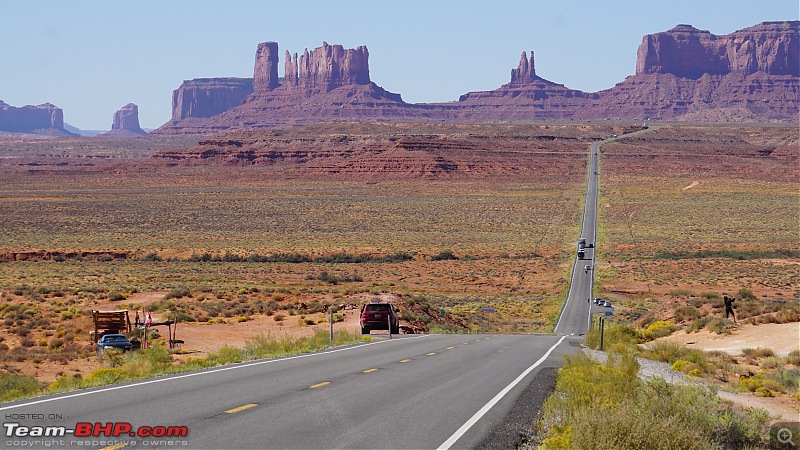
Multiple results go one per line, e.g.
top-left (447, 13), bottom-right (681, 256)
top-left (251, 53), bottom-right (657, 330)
top-left (360, 302), bottom-right (399, 335)
top-left (96, 334), bottom-right (133, 355)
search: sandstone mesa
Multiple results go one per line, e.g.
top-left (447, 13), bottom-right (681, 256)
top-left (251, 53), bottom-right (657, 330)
top-left (1, 21), bottom-right (797, 135)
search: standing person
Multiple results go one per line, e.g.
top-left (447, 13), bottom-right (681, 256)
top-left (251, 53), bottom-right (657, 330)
top-left (724, 295), bottom-right (736, 323)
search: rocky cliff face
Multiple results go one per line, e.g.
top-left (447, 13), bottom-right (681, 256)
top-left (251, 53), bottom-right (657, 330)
top-left (155, 21), bottom-right (799, 134)
top-left (253, 42), bottom-right (280, 91)
top-left (637, 21), bottom-right (799, 78)
top-left (510, 51), bottom-right (536, 84)
top-left (99, 103), bottom-right (147, 137)
top-left (280, 42), bottom-right (371, 93)
top-left (0, 101), bottom-right (68, 134)
top-left (157, 42), bottom-right (402, 134)
top-left (170, 78), bottom-right (254, 121)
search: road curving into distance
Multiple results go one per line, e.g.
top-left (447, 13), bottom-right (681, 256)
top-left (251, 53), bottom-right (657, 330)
top-left (0, 132), bottom-right (644, 449)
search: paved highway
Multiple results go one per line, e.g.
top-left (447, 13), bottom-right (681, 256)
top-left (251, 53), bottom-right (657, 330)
top-left (2, 334), bottom-right (571, 449)
top-left (555, 139), bottom-right (603, 336)
top-left (0, 136), bottom-right (619, 449)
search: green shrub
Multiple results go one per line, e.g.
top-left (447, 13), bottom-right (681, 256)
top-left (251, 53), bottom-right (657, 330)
top-left (48, 374), bottom-right (83, 393)
top-left (430, 250), bottom-right (458, 261)
top-left (687, 316), bottom-right (711, 333)
top-left (646, 340), bottom-right (687, 364)
top-left (0, 372), bottom-right (42, 401)
top-left (706, 318), bottom-right (735, 335)
top-left (47, 337), bottom-right (64, 350)
top-left (768, 368), bottom-right (800, 391)
top-left (584, 322), bottom-right (639, 352)
top-left (537, 351), bottom-right (770, 449)
top-left (786, 349), bottom-right (800, 366)
top-left (643, 320), bottom-right (676, 340)
top-left (84, 367), bottom-right (128, 386)
top-left (673, 305), bottom-right (701, 323)
top-left (165, 287), bottom-right (190, 299)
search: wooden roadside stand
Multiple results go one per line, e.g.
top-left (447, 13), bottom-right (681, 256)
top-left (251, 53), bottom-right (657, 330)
top-left (90, 310), bottom-right (131, 345)
top-left (91, 309), bottom-right (184, 350)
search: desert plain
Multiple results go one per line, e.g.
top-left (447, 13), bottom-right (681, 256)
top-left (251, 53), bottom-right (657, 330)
top-left (0, 121), bottom-right (797, 395)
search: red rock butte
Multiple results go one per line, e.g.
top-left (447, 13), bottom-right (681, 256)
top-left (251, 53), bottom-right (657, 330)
top-left (155, 21), bottom-right (798, 135)
top-left (2, 21), bottom-right (798, 136)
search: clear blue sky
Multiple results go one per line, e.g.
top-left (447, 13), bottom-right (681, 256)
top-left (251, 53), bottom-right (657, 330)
top-left (1, 0), bottom-right (797, 130)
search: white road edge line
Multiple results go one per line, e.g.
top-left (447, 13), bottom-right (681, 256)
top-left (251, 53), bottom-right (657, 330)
top-left (437, 335), bottom-right (567, 450)
top-left (0, 334), bottom-right (430, 411)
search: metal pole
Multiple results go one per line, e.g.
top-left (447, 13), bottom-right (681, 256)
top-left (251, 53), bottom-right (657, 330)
top-left (599, 317), bottom-right (605, 351)
top-left (387, 313), bottom-right (392, 339)
top-left (329, 306), bottom-right (334, 348)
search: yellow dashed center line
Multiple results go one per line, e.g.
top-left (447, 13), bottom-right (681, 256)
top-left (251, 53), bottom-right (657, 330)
top-left (400, 359), bottom-right (412, 363)
top-left (363, 368), bottom-right (379, 373)
top-left (427, 352), bottom-right (437, 356)
top-left (446, 346), bottom-right (455, 350)
top-left (462, 342), bottom-right (470, 345)
top-left (225, 403), bottom-right (257, 414)
top-left (310, 381), bottom-right (331, 389)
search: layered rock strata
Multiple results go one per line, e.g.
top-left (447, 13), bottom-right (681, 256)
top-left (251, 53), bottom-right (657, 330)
top-left (170, 78), bottom-right (254, 121)
top-left (637, 22), bottom-right (799, 77)
top-left (155, 21), bottom-right (799, 134)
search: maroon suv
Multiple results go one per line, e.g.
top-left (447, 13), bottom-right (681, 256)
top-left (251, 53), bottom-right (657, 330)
top-left (360, 302), bottom-right (399, 335)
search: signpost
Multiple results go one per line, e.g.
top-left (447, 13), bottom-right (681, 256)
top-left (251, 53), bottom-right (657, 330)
top-left (481, 307), bottom-right (495, 334)
top-left (329, 306), bottom-right (335, 347)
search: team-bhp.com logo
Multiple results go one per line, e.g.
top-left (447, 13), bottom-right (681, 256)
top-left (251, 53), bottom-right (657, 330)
top-left (4, 422), bottom-right (188, 438)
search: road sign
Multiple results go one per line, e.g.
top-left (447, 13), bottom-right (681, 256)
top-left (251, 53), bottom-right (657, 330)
top-left (482, 307), bottom-right (496, 314)
top-left (605, 311), bottom-right (613, 316)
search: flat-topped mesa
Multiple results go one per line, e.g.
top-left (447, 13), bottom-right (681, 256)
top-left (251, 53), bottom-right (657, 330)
top-left (510, 51), bottom-right (536, 84)
top-left (171, 77), bottom-right (254, 121)
top-left (637, 21), bottom-right (800, 78)
top-left (253, 42), bottom-right (280, 91)
top-left (282, 42), bottom-right (371, 92)
top-left (0, 100), bottom-right (65, 133)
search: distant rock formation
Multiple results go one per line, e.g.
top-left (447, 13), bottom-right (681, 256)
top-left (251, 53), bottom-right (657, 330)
top-left (637, 22), bottom-right (799, 78)
top-left (590, 21), bottom-right (800, 121)
top-left (253, 42), bottom-right (280, 91)
top-left (156, 42), bottom-right (403, 134)
top-left (279, 42), bottom-right (371, 93)
top-left (453, 50), bottom-right (597, 121)
top-left (0, 100), bottom-right (71, 135)
top-left (510, 51), bottom-right (536, 84)
top-left (170, 78), bottom-right (254, 121)
top-left (155, 21), bottom-right (799, 134)
top-left (98, 103), bottom-right (147, 137)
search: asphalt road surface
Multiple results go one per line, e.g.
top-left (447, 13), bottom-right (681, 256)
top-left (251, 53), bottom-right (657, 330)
top-left (0, 136), bottom-right (623, 449)
top-left (2, 335), bottom-right (572, 449)
top-left (555, 139), bottom-right (603, 336)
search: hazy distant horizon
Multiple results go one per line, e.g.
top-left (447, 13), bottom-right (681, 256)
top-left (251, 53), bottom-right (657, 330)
top-left (2, 0), bottom-right (797, 130)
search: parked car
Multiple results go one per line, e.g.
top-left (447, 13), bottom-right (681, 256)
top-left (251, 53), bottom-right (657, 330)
top-left (594, 298), bottom-right (603, 305)
top-left (96, 334), bottom-right (133, 355)
top-left (360, 302), bottom-right (399, 335)
top-left (602, 301), bottom-right (613, 308)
